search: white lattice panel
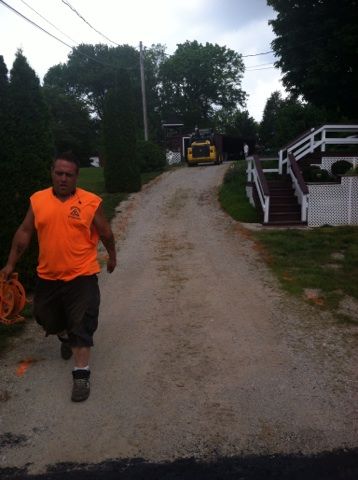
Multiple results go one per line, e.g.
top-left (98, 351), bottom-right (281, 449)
top-left (350, 177), bottom-right (358, 225)
top-left (308, 177), bottom-right (358, 226)
top-left (321, 156), bottom-right (357, 173)
top-left (166, 150), bottom-right (182, 165)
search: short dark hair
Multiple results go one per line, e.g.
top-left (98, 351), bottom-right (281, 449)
top-left (53, 151), bottom-right (80, 172)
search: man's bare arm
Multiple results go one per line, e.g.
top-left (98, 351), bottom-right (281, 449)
top-left (1, 206), bottom-right (35, 279)
top-left (93, 203), bottom-right (117, 273)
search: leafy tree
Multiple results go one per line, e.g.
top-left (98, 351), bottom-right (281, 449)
top-left (44, 43), bottom-right (163, 138)
top-left (214, 109), bottom-right (258, 140)
top-left (143, 44), bottom-right (167, 140)
top-left (260, 91), bottom-right (326, 151)
top-left (259, 91), bottom-right (285, 149)
top-left (159, 40), bottom-right (246, 129)
top-left (102, 71), bottom-right (141, 193)
top-left (268, 0), bottom-right (358, 119)
top-left (44, 44), bottom-right (138, 118)
top-left (43, 86), bottom-right (97, 166)
top-left (5, 51), bottom-right (54, 284)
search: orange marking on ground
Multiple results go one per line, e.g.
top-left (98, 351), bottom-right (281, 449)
top-left (16, 358), bottom-right (37, 377)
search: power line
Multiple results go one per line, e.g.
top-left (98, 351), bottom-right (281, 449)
top-left (0, 0), bottom-right (73, 49)
top-left (61, 0), bottom-right (120, 46)
top-left (246, 61), bottom-right (274, 70)
top-left (242, 50), bottom-right (273, 58)
top-left (246, 66), bottom-right (277, 72)
top-left (60, 0), bottom-right (275, 60)
top-left (19, 0), bottom-right (78, 45)
top-left (0, 0), bottom-right (123, 69)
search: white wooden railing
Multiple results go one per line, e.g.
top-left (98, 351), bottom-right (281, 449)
top-left (246, 155), bottom-right (270, 223)
top-left (278, 124), bottom-right (358, 174)
top-left (287, 153), bottom-right (309, 223)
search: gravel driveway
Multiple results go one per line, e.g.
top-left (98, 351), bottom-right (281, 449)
top-left (0, 164), bottom-right (357, 477)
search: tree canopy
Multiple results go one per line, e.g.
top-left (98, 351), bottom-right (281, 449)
top-left (44, 43), bottom-right (162, 137)
top-left (43, 86), bottom-right (97, 166)
top-left (268, 0), bottom-right (358, 119)
top-left (260, 91), bottom-right (326, 151)
top-left (159, 40), bottom-right (246, 129)
top-left (214, 109), bottom-right (258, 141)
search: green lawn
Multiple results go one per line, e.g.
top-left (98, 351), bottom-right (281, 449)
top-left (219, 161), bottom-right (260, 223)
top-left (254, 227), bottom-right (358, 320)
top-left (78, 167), bottom-right (163, 221)
top-left (78, 167), bottom-right (126, 221)
top-left (218, 161), bottom-right (358, 322)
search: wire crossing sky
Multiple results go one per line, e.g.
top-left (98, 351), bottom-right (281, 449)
top-left (0, 0), bottom-right (285, 121)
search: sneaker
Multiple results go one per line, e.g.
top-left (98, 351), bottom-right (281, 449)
top-left (71, 369), bottom-right (90, 402)
top-left (58, 337), bottom-right (73, 360)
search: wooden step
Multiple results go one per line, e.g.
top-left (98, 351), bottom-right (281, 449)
top-left (264, 173), bottom-right (305, 226)
top-left (269, 212), bottom-right (302, 222)
top-left (270, 204), bottom-right (301, 213)
top-left (264, 220), bottom-right (307, 227)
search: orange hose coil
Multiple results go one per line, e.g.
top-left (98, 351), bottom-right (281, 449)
top-left (0, 273), bottom-right (27, 324)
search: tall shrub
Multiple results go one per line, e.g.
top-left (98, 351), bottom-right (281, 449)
top-left (5, 51), bottom-right (54, 285)
top-left (102, 70), bottom-right (141, 193)
top-left (137, 139), bottom-right (166, 172)
top-left (0, 56), bottom-right (14, 270)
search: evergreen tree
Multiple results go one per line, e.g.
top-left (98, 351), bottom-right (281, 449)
top-left (0, 56), bottom-right (14, 269)
top-left (102, 70), bottom-right (141, 193)
top-left (5, 51), bottom-right (54, 284)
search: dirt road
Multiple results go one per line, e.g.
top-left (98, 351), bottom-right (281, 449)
top-left (1, 164), bottom-right (357, 477)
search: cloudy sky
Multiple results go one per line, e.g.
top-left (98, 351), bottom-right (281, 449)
top-left (0, 0), bottom-right (286, 121)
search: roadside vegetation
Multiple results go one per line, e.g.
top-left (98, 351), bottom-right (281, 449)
top-left (219, 162), bottom-right (358, 322)
top-left (255, 227), bottom-right (358, 322)
top-left (219, 161), bottom-right (260, 223)
top-left (78, 166), bottom-right (163, 220)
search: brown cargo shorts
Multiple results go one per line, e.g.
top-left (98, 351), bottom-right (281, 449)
top-left (33, 274), bottom-right (100, 347)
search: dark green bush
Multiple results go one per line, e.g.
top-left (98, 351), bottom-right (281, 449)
top-left (331, 160), bottom-right (353, 176)
top-left (137, 139), bottom-right (166, 172)
top-left (301, 165), bottom-right (335, 182)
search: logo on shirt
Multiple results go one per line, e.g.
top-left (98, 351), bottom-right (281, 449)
top-left (69, 206), bottom-right (81, 219)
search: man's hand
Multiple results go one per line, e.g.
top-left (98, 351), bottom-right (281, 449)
top-left (1, 206), bottom-right (35, 280)
top-left (0, 264), bottom-right (14, 281)
top-left (107, 257), bottom-right (117, 273)
top-left (93, 203), bottom-right (117, 274)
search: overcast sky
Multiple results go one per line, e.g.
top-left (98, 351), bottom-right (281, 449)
top-left (0, 0), bottom-right (286, 121)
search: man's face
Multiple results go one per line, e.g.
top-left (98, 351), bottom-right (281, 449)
top-left (51, 159), bottom-right (78, 198)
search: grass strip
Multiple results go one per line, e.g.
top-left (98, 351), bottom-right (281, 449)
top-left (218, 162), bottom-right (358, 322)
top-left (253, 226), bottom-right (358, 316)
top-left (219, 161), bottom-right (260, 223)
top-left (78, 167), bottom-right (163, 221)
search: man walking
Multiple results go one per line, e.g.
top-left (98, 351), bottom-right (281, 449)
top-left (1, 152), bottom-right (117, 402)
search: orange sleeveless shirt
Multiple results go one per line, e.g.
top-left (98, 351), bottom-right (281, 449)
top-left (30, 187), bottom-right (102, 281)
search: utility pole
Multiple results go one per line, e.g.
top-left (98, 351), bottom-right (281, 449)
top-left (139, 41), bottom-right (148, 141)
